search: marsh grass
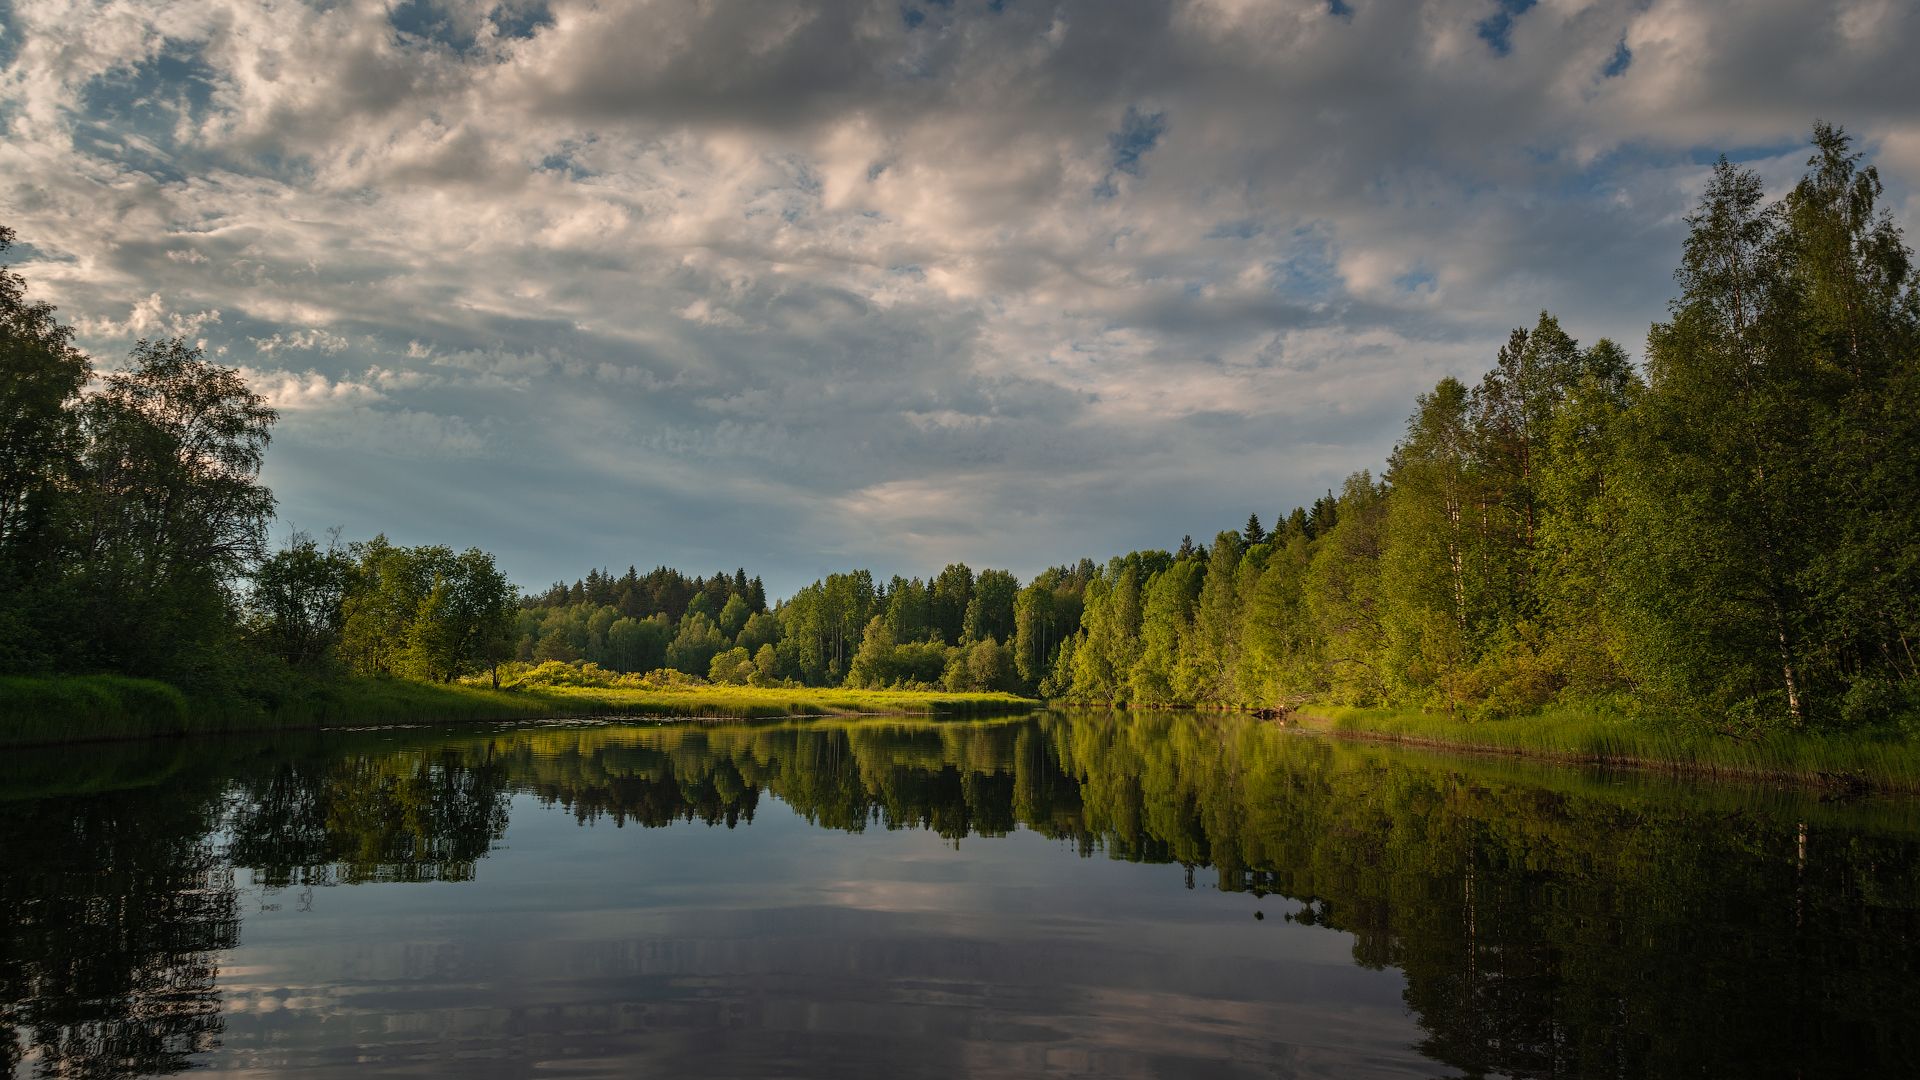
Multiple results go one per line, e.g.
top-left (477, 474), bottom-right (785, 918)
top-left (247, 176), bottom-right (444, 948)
top-left (0, 674), bottom-right (1039, 747)
top-left (1304, 703), bottom-right (1920, 792)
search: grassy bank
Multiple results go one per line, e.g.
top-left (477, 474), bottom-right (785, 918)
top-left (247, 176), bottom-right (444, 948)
top-left (518, 684), bottom-right (1037, 720)
top-left (0, 673), bottom-right (571, 746)
top-left (1297, 702), bottom-right (1920, 793)
top-left (0, 674), bottom-right (1038, 747)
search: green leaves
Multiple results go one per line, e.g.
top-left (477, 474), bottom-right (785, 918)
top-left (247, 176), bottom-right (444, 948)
top-left (340, 541), bottom-right (516, 683)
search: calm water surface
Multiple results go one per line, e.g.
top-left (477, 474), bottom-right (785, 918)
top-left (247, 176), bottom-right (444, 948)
top-left (3, 711), bottom-right (1917, 1078)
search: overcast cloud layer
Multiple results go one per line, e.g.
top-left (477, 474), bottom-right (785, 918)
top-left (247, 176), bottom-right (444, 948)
top-left (3, 0), bottom-right (1916, 595)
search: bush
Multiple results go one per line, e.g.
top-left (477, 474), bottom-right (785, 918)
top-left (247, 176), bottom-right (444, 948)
top-left (709, 647), bottom-right (754, 685)
top-left (511, 660), bottom-right (607, 687)
top-left (1841, 676), bottom-right (1901, 730)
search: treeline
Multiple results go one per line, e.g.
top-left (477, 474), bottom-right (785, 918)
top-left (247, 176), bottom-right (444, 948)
top-left (0, 225), bottom-right (518, 697)
top-left (510, 559), bottom-right (1096, 693)
top-left (513, 565), bottom-right (772, 680)
top-left (1050, 126), bottom-right (1920, 733)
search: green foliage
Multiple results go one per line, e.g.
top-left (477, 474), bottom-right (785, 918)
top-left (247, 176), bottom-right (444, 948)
top-left (708, 646), bottom-right (755, 685)
top-left (945, 636), bottom-right (1015, 693)
top-left (1614, 130), bottom-right (1920, 730)
top-left (845, 615), bottom-right (898, 689)
top-left (717, 592), bottom-right (750, 639)
top-left (1178, 532), bottom-right (1245, 703)
top-left (736, 610), bottom-right (781, 654)
top-left (666, 611), bottom-right (729, 676)
top-left (0, 227), bottom-right (92, 668)
top-left (845, 614), bottom-right (967, 690)
top-left (1129, 559), bottom-right (1201, 704)
top-left (340, 540), bottom-right (516, 684)
top-left (963, 568), bottom-right (1018, 643)
top-left (248, 531), bottom-right (354, 669)
top-left (931, 563), bottom-right (973, 644)
top-left (66, 339), bottom-right (277, 683)
top-left (1303, 473), bottom-right (1390, 705)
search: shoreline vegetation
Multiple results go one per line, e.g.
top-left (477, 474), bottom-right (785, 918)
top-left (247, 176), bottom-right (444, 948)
top-left (8, 669), bottom-right (1918, 794)
top-left (0, 673), bottom-right (1039, 748)
top-left (1293, 704), bottom-right (1920, 794)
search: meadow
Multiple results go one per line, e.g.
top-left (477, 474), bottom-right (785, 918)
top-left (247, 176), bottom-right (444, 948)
top-left (0, 673), bottom-right (1037, 747)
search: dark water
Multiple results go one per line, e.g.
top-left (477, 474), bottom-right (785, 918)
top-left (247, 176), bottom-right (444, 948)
top-left (3, 712), bottom-right (1917, 1079)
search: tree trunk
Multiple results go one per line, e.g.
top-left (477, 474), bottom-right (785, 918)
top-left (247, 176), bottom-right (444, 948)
top-left (1774, 607), bottom-right (1803, 725)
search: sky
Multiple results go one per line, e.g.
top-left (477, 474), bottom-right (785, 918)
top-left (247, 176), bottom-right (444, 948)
top-left (2, 0), bottom-right (1917, 598)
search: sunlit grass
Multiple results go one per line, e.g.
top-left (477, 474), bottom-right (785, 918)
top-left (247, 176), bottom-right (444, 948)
top-left (1300, 702), bottom-right (1920, 792)
top-left (0, 673), bottom-right (1039, 746)
top-left (508, 684), bottom-right (1037, 719)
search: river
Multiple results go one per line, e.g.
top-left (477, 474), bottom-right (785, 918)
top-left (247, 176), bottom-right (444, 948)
top-left (3, 710), bottom-right (1915, 1077)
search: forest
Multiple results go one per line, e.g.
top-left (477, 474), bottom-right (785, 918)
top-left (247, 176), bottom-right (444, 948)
top-left (1, 124), bottom-right (1915, 737)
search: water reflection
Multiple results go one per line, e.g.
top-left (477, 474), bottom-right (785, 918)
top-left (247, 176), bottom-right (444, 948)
top-left (1, 782), bottom-right (237, 1076)
top-left (2, 712), bottom-right (1917, 1078)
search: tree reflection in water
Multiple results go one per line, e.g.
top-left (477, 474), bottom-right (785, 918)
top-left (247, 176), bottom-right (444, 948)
top-left (1, 787), bottom-right (237, 1076)
top-left (3, 712), bottom-right (1917, 1078)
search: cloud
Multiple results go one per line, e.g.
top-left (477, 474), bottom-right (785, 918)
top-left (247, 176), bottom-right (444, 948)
top-left (239, 366), bottom-right (387, 410)
top-left (2, 0), bottom-right (1914, 593)
top-left (251, 328), bottom-right (352, 356)
top-left (75, 291), bottom-right (222, 343)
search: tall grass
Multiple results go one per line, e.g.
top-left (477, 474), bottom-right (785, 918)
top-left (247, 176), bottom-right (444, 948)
top-left (0, 674), bottom-right (191, 743)
top-left (1303, 703), bottom-right (1920, 792)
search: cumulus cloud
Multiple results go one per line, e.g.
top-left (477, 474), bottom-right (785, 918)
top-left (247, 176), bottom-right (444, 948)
top-left (2, 0), bottom-right (1915, 591)
top-left (76, 291), bottom-right (222, 343)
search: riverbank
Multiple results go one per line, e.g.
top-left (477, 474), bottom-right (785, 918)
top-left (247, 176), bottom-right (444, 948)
top-left (516, 684), bottom-right (1036, 720)
top-left (1295, 703), bottom-right (1920, 793)
top-left (0, 674), bottom-right (1038, 747)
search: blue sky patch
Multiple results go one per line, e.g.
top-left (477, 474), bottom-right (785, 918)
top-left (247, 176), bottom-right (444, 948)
top-left (1109, 107), bottom-right (1167, 177)
top-left (389, 0), bottom-right (475, 51)
top-left (1267, 229), bottom-right (1342, 303)
top-left (1476, 0), bottom-right (1537, 56)
top-left (1603, 38), bottom-right (1631, 78)
top-left (0, 0), bottom-right (19, 70)
top-left (73, 44), bottom-right (218, 181)
top-left (490, 2), bottom-right (554, 41)
top-left (538, 152), bottom-right (593, 181)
